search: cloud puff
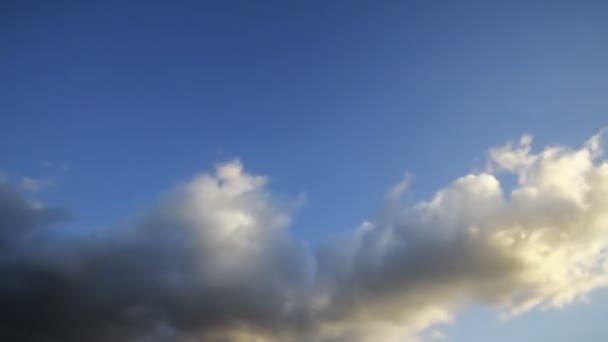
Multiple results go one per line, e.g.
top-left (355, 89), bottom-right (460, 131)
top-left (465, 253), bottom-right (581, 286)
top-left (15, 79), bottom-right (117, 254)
top-left (1, 131), bottom-right (608, 341)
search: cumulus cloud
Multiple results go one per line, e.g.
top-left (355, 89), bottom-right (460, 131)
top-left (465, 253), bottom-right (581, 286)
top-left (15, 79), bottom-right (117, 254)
top-left (1, 130), bottom-right (608, 341)
top-left (0, 161), bottom-right (311, 341)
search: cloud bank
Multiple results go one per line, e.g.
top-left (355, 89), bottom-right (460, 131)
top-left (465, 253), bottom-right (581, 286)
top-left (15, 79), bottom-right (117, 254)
top-left (1, 130), bottom-right (608, 341)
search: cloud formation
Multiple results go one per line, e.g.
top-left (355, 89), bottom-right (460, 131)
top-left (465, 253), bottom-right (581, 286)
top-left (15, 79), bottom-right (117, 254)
top-left (1, 130), bottom-right (608, 341)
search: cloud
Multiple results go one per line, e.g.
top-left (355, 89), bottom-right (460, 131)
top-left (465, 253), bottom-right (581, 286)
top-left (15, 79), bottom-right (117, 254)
top-left (0, 161), bottom-right (311, 341)
top-left (0, 181), bottom-right (68, 248)
top-left (20, 176), bottom-right (53, 193)
top-left (1, 130), bottom-right (608, 341)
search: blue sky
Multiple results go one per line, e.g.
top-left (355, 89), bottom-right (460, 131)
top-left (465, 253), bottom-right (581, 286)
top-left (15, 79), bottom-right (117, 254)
top-left (2, 1), bottom-right (608, 341)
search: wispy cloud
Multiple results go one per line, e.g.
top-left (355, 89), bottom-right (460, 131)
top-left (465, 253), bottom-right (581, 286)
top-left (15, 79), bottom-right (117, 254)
top-left (20, 176), bottom-right (53, 193)
top-left (0, 130), bottom-right (607, 341)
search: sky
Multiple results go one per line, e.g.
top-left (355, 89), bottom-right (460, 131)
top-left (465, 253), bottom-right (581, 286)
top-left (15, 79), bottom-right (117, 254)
top-left (1, 1), bottom-right (608, 341)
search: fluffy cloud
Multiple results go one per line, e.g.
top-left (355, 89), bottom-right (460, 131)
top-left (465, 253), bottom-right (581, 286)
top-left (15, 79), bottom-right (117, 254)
top-left (1, 130), bottom-right (608, 341)
top-left (0, 161), bottom-right (312, 341)
top-left (313, 130), bottom-right (608, 340)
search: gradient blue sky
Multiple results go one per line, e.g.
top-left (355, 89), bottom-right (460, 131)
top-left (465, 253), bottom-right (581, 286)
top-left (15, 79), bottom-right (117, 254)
top-left (2, 1), bottom-right (608, 340)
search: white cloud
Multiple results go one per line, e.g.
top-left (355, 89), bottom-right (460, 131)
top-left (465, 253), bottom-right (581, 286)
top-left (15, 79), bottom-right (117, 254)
top-left (311, 129), bottom-right (608, 340)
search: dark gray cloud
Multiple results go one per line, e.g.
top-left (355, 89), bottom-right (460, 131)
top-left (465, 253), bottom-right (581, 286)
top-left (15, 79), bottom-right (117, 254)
top-left (0, 182), bottom-right (67, 248)
top-left (0, 167), bottom-right (311, 342)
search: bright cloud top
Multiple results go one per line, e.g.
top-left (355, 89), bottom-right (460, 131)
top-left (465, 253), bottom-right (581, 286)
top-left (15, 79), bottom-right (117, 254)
top-left (0, 130), bottom-right (607, 341)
